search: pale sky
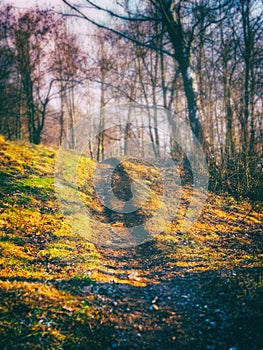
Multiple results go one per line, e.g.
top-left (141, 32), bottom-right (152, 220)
top-left (2, 0), bottom-right (120, 33)
top-left (3, 0), bottom-right (63, 9)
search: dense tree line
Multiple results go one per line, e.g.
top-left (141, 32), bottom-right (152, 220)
top-left (0, 0), bottom-right (262, 199)
top-left (0, 3), bottom-right (86, 144)
top-left (62, 0), bottom-right (262, 199)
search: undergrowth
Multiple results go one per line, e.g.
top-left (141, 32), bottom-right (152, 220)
top-left (0, 135), bottom-right (262, 349)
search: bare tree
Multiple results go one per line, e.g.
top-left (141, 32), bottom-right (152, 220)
top-left (13, 10), bottom-right (58, 144)
top-left (0, 5), bottom-right (21, 140)
top-left (53, 24), bottom-right (87, 147)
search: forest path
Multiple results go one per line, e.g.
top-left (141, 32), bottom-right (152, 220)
top-left (81, 158), bottom-right (263, 349)
top-left (0, 138), bottom-right (262, 350)
top-left (84, 240), bottom-right (263, 350)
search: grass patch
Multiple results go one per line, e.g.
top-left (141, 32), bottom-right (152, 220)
top-left (0, 136), bottom-right (106, 348)
top-left (0, 135), bottom-right (262, 349)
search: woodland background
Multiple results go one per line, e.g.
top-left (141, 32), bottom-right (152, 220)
top-left (0, 0), bottom-right (262, 199)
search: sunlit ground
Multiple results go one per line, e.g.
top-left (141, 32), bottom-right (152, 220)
top-left (0, 135), bottom-right (262, 349)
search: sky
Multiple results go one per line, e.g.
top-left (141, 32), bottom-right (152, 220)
top-left (2, 0), bottom-right (119, 34)
top-left (1, 0), bottom-right (110, 38)
top-left (2, 0), bottom-right (121, 15)
top-left (3, 0), bottom-right (63, 9)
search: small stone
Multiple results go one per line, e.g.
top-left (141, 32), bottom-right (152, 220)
top-left (149, 304), bottom-right (159, 311)
top-left (128, 272), bottom-right (139, 279)
top-left (128, 272), bottom-right (140, 281)
top-left (152, 296), bottom-right (158, 304)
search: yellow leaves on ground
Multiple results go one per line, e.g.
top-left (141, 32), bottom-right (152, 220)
top-left (0, 135), bottom-right (262, 349)
top-left (0, 135), bottom-right (55, 176)
top-left (0, 241), bottom-right (33, 260)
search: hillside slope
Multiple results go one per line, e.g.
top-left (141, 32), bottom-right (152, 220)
top-left (0, 136), bottom-right (262, 349)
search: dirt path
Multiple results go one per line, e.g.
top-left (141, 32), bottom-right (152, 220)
top-left (76, 240), bottom-right (262, 350)
top-left (1, 139), bottom-right (262, 350)
top-left (81, 160), bottom-right (263, 349)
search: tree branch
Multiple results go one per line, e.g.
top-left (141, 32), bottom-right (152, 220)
top-left (62, 0), bottom-right (174, 57)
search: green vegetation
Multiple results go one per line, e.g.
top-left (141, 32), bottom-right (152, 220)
top-left (0, 136), bottom-right (262, 349)
top-left (0, 136), bottom-right (110, 349)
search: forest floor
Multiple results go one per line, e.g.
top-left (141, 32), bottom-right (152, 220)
top-left (0, 135), bottom-right (262, 349)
